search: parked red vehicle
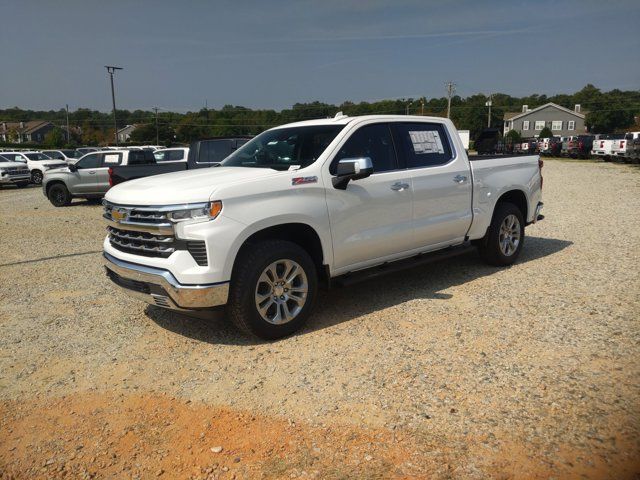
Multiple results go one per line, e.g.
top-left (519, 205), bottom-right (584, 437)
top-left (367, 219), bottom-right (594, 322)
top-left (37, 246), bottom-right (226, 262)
top-left (566, 135), bottom-right (594, 159)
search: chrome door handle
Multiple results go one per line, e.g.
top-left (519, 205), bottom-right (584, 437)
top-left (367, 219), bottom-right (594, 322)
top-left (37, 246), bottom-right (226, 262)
top-left (453, 175), bottom-right (467, 183)
top-left (390, 182), bottom-right (409, 191)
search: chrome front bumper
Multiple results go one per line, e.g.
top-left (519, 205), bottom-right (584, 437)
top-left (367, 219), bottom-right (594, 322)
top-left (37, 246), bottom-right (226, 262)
top-left (103, 252), bottom-right (229, 311)
top-left (0, 174), bottom-right (30, 184)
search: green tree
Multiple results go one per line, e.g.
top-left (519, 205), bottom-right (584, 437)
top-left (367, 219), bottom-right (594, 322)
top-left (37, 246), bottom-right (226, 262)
top-left (505, 130), bottom-right (521, 142)
top-left (538, 127), bottom-right (553, 138)
top-left (44, 127), bottom-right (66, 148)
top-left (129, 124), bottom-right (176, 144)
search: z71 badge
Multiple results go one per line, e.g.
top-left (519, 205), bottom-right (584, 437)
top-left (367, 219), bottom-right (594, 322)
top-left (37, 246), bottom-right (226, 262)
top-left (292, 176), bottom-right (318, 186)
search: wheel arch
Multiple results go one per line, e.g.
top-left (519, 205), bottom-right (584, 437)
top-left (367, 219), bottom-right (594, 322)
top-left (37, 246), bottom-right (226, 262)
top-left (495, 189), bottom-right (528, 221)
top-left (44, 179), bottom-right (68, 195)
top-left (229, 222), bottom-right (329, 287)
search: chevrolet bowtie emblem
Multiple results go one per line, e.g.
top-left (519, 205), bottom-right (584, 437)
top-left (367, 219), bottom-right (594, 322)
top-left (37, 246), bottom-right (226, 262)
top-left (112, 208), bottom-right (128, 221)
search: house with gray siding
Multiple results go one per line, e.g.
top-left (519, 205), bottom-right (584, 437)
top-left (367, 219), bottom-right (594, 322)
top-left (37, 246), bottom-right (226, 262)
top-left (117, 125), bottom-right (137, 143)
top-left (503, 103), bottom-right (587, 137)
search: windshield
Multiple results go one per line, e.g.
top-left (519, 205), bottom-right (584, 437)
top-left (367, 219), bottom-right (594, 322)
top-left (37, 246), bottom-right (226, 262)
top-left (222, 125), bottom-right (344, 170)
top-left (25, 153), bottom-right (51, 160)
top-left (62, 149), bottom-right (80, 158)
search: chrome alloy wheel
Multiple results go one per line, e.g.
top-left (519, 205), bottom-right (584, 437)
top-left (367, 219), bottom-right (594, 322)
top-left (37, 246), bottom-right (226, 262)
top-left (499, 214), bottom-right (521, 256)
top-left (255, 259), bottom-right (308, 325)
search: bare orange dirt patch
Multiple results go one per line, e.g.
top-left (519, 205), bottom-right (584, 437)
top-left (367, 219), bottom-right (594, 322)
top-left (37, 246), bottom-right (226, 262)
top-left (0, 392), bottom-right (638, 479)
top-left (0, 392), bottom-right (419, 479)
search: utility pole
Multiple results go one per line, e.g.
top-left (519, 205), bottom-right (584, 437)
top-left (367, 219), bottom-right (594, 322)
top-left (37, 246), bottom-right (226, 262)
top-left (105, 65), bottom-right (123, 145)
top-left (445, 81), bottom-right (456, 119)
top-left (405, 101), bottom-right (413, 115)
top-left (65, 104), bottom-right (70, 144)
top-left (486, 94), bottom-right (493, 128)
top-left (420, 98), bottom-right (425, 116)
top-left (153, 107), bottom-right (159, 145)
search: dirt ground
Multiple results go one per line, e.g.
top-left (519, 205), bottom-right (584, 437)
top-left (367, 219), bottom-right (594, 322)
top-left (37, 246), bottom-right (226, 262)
top-left (1, 159), bottom-right (639, 479)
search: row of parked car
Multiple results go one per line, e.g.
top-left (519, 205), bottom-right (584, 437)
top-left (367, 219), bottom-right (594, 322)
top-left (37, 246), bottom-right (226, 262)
top-left (0, 145), bottom-right (187, 190)
top-left (516, 132), bottom-right (640, 160)
top-left (475, 130), bottom-right (640, 161)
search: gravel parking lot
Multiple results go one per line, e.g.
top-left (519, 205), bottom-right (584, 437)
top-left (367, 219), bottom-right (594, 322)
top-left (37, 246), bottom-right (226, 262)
top-left (1, 159), bottom-right (639, 479)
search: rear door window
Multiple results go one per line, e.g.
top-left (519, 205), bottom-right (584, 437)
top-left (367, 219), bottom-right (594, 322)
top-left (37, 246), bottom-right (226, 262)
top-left (103, 153), bottom-right (122, 165)
top-left (393, 122), bottom-right (453, 168)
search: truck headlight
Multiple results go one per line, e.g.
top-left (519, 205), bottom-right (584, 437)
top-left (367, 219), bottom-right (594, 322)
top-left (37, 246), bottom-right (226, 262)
top-left (167, 201), bottom-right (223, 223)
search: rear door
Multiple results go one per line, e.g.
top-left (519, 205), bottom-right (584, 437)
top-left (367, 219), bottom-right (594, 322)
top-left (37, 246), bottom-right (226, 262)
top-left (393, 121), bottom-right (473, 249)
top-left (97, 152), bottom-right (123, 192)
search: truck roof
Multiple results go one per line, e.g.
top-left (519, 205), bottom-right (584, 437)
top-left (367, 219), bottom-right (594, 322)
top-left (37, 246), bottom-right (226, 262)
top-left (274, 114), bottom-right (451, 130)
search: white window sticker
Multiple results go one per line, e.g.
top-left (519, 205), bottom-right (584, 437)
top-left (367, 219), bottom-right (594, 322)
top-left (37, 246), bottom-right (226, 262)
top-left (103, 154), bottom-right (120, 164)
top-left (287, 164), bottom-right (301, 171)
top-left (408, 130), bottom-right (444, 154)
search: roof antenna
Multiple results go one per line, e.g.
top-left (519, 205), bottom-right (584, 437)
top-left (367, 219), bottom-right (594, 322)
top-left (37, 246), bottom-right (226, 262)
top-left (334, 111), bottom-right (346, 119)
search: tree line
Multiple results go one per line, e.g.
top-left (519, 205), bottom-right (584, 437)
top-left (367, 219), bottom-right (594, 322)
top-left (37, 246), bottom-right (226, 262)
top-left (1, 84), bottom-right (638, 147)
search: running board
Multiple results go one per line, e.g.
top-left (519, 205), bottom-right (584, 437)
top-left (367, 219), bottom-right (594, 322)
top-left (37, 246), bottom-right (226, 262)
top-left (334, 242), bottom-right (475, 287)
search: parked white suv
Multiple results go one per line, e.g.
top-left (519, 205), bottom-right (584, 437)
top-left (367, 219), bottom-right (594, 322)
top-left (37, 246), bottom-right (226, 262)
top-left (103, 115), bottom-right (543, 339)
top-left (0, 154), bottom-right (31, 188)
top-left (0, 151), bottom-right (67, 184)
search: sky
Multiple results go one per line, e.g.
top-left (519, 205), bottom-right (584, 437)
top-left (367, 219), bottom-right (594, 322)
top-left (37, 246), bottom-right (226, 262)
top-left (1, 0), bottom-right (639, 112)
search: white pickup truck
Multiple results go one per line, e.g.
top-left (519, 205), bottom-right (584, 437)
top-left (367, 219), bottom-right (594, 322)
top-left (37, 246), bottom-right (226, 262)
top-left (102, 115), bottom-right (544, 339)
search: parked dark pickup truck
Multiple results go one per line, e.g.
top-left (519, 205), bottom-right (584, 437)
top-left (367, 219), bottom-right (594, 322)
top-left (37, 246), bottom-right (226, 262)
top-left (109, 137), bottom-right (251, 186)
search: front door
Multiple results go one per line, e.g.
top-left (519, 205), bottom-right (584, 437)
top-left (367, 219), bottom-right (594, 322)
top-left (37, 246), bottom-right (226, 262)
top-left (323, 123), bottom-right (414, 273)
top-left (392, 122), bottom-right (473, 248)
top-left (73, 153), bottom-right (102, 193)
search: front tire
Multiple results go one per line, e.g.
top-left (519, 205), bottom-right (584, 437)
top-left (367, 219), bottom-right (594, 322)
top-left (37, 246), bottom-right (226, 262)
top-left (226, 240), bottom-right (318, 340)
top-left (47, 183), bottom-right (72, 207)
top-left (31, 170), bottom-right (43, 184)
top-left (478, 202), bottom-right (525, 266)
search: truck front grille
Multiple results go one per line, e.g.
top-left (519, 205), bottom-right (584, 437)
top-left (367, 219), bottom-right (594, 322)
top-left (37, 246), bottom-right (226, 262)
top-left (103, 201), bottom-right (209, 266)
top-left (107, 226), bottom-right (175, 258)
top-left (5, 166), bottom-right (30, 176)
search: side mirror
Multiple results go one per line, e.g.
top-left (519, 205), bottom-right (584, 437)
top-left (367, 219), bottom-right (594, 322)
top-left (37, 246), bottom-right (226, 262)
top-left (332, 157), bottom-right (373, 190)
top-left (68, 163), bottom-right (78, 172)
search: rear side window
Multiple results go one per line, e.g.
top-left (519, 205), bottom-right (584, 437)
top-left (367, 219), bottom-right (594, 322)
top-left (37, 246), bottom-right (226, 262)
top-left (331, 123), bottom-right (397, 174)
top-left (197, 140), bottom-right (234, 164)
top-left (394, 122), bottom-right (453, 168)
top-left (44, 151), bottom-right (63, 159)
top-left (128, 150), bottom-right (155, 165)
top-left (168, 149), bottom-right (185, 161)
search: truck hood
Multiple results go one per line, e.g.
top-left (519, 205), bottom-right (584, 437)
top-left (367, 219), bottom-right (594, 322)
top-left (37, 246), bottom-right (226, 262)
top-left (0, 161), bottom-right (28, 169)
top-left (105, 167), bottom-right (282, 205)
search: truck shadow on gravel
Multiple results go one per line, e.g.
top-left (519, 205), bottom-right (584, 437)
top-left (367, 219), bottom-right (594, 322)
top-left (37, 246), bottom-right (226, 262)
top-left (145, 236), bottom-right (572, 345)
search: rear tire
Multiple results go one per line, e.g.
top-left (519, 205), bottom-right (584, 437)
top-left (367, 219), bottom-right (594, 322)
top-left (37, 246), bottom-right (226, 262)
top-left (48, 183), bottom-right (71, 207)
top-left (226, 240), bottom-right (318, 340)
top-left (478, 202), bottom-right (525, 266)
